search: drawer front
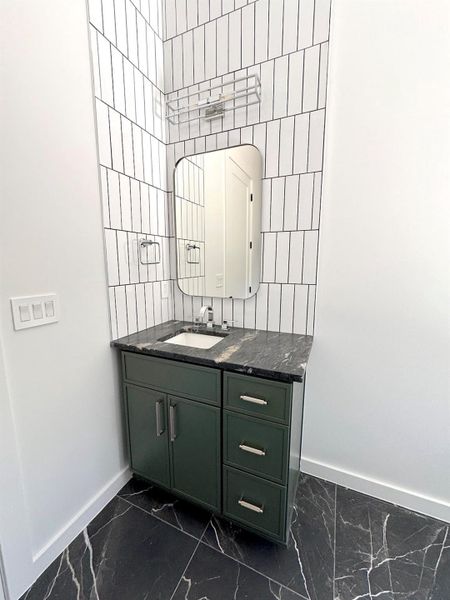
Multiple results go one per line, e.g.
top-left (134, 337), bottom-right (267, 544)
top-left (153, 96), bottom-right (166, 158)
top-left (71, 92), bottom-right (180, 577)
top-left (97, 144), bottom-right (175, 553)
top-left (224, 372), bottom-right (291, 424)
top-left (122, 352), bottom-right (221, 405)
top-left (223, 467), bottom-right (286, 540)
top-left (224, 412), bottom-right (289, 484)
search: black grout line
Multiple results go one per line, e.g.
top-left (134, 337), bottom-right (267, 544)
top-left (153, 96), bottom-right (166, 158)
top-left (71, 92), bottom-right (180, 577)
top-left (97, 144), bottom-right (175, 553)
top-left (129, 0), bottom-right (165, 42)
top-left (167, 107), bottom-right (326, 149)
top-left (90, 21), bottom-right (165, 96)
top-left (166, 36), bottom-right (328, 96)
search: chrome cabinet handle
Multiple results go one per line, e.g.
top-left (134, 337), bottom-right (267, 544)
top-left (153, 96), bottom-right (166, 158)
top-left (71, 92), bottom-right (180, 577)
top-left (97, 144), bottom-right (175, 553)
top-left (169, 404), bottom-right (176, 442)
top-left (155, 399), bottom-right (164, 437)
top-left (240, 394), bottom-right (268, 406)
top-left (238, 499), bottom-right (264, 514)
top-left (239, 443), bottom-right (266, 457)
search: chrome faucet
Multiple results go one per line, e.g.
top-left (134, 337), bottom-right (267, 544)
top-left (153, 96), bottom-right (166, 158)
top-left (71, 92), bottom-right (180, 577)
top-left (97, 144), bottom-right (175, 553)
top-left (198, 305), bottom-right (214, 328)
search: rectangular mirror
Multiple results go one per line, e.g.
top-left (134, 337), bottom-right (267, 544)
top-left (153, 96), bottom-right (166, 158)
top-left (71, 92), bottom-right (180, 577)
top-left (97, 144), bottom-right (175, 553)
top-left (174, 145), bottom-right (262, 299)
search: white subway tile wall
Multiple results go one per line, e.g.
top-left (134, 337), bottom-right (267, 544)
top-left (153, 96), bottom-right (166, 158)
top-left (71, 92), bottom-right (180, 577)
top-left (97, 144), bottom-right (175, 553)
top-left (88, 0), bottom-right (331, 338)
top-left (165, 0), bottom-right (330, 334)
top-left (175, 155), bottom-right (206, 295)
top-left (88, 0), bottom-right (174, 339)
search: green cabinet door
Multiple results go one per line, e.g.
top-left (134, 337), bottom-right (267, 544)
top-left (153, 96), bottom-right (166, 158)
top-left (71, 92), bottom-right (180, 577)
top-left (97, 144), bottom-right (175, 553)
top-left (125, 384), bottom-right (170, 488)
top-left (169, 396), bottom-right (221, 511)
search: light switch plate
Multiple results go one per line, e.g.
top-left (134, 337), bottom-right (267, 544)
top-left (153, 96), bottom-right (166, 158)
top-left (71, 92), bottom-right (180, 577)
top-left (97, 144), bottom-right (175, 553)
top-left (11, 294), bottom-right (58, 330)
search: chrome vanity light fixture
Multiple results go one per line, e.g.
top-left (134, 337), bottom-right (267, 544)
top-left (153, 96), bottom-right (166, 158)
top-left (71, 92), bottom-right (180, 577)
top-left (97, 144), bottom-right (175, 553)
top-left (166, 73), bottom-right (261, 125)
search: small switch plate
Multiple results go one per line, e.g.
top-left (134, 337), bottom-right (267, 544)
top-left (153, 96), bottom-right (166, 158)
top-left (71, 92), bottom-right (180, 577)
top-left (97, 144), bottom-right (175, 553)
top-left (11, 294), bottom-right (58, 330)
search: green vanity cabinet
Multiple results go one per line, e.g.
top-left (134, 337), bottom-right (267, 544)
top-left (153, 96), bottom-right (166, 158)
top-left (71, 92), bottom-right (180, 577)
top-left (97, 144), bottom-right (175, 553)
top-left (223, 411), bottom-right (289, 484)
top-left (223, 467), bottom-right (287, 539)
top-left (122, 353), bottom-right (221, 512)
top-left (222, 372), bottom-right (304, 544)
top-left (169, 396), bottom-right (220, 510)
top-left (122, 351), bottom-right (221, 405)
top-left (121, 351), bottom-right (305, 545)
top-left (125, 384), bottom-right (170, 488)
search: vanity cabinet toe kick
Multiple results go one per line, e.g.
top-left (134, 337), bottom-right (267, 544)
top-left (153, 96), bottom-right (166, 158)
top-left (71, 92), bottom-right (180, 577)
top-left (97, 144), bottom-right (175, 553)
top-left (121, 351), bottom-right (305, 545)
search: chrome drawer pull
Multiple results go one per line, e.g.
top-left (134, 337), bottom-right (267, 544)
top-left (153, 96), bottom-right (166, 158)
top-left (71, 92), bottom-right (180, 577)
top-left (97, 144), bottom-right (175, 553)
top-left (239, 443), bottom-right (266, 457)
top-left (239, 394), bottom-right (268, 406)
top-left (238, 499), bottom-right (264, 514)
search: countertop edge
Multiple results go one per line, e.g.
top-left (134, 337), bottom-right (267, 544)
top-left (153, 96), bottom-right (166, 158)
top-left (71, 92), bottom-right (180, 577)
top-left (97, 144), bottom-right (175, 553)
top-left (111, 341), bottom-right (304, 384)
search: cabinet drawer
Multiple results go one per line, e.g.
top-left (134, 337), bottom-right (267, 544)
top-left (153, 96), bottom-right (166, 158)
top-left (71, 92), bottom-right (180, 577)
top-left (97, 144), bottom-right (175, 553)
top-left (223, 467), bottom-right (286, 541)
top-left (223, 412), bottom-right (289, 484)
top-left (122, 352), bottom-right (221, 405)
top-left (224, 372), bottom-right (291, 424)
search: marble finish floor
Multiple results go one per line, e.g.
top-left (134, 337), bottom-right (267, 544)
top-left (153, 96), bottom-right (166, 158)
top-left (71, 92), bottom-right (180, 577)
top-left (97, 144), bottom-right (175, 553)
top-left (21, 474), bottom-right (449, 600)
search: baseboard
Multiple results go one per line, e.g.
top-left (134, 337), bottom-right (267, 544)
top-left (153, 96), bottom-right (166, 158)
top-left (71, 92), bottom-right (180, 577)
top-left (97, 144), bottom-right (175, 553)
top-left (301, 456), bottom-right (450, 523)
top-left (31, 467), bottom-right (131, 582)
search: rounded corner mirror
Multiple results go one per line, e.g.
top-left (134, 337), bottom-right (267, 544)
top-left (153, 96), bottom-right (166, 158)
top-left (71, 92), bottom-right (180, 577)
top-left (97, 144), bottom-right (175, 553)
top-left (174, 144), bottom-right (262, 300)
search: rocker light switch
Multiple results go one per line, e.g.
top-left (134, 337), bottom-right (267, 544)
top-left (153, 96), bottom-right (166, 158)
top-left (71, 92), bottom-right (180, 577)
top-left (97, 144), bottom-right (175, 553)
top-left (11, 294), bottom-right (58, 330)
top-left (44, 301), bottom-right (55, 317)
top-left (19, 305), bottom-right (31, 322)
top-left (32, 303), bottom-right (43, 319)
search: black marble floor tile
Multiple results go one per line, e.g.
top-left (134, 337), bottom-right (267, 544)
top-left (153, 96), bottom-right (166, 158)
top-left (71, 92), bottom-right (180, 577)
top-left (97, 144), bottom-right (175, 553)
top-left (171, 542), bottom-right (306, 600)
top-left (118, 476), bottom-right (211, 539)
top-left (201, 473), bottom-right (336, 599)
top-left (335, 486), bottom-right (450, 600)
top-left (20, 473), bottom-right (450, 600)
top-left (21, 496), bottom-right (197, 600)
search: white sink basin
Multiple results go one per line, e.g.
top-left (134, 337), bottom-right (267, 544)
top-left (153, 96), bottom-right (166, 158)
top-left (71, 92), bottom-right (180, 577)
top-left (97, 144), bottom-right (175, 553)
top-left (162, 331), bottom-right (225, 349)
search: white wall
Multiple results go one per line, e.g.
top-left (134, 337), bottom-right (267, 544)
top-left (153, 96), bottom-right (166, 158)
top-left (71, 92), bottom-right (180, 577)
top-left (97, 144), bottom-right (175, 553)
top-left (0, 339), bottom-right (31, 600)
top-left (303, 0), bottom-right (450, 521)
top-left (0, 1), bottom-right (129, 597)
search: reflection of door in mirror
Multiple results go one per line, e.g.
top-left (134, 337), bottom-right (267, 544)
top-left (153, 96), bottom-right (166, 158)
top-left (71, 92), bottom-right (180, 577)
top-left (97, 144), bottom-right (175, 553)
top-left (175, 144), bottom-right (261, 300)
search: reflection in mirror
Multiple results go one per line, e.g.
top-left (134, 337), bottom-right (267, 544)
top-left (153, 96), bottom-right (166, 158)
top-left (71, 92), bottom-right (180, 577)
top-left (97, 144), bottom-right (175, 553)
top-left (174, 145), bottom-right (262, 299)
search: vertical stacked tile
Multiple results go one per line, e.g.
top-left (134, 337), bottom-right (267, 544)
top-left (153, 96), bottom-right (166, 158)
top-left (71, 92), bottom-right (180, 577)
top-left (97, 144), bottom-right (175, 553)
top-left (175, 155), bottom-right (206, 296)
top-left (88, 0), bottom-right (174, 338)
top-left (88, 0), bottom-right (332, 337)
top-left (165, 0), bottom-right (331, 334)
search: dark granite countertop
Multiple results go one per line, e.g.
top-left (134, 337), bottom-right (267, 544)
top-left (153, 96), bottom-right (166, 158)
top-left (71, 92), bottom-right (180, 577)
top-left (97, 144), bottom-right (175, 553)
top-left (111, 320), bottom-right (313, 383)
